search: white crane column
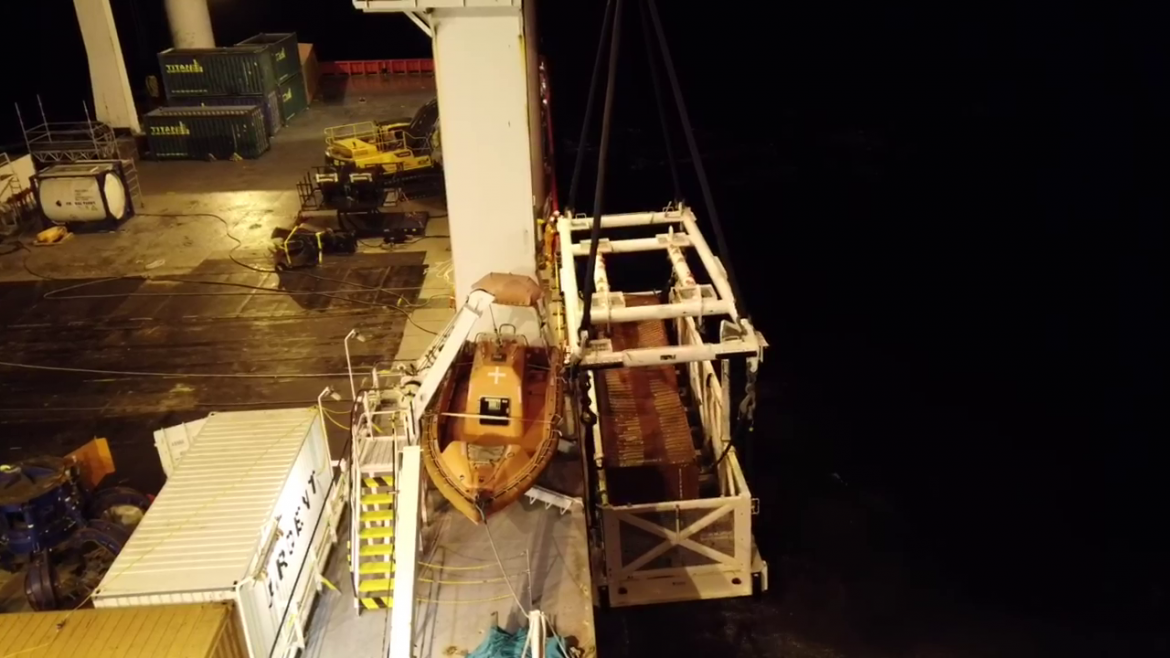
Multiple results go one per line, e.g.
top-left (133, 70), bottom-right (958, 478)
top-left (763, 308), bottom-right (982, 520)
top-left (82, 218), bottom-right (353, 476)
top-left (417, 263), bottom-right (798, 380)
top-left (73, 0), bottom-right (141, 132)
top-left (356, 2), bottom-right (543, 336)
top-left (164, 0), bottom-right (215, 48)
top-left (431, 7), bottom-right (539, 306)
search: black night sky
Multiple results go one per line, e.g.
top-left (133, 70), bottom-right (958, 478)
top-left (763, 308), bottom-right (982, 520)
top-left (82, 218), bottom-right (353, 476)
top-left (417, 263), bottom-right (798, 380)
top-left (4, 1), bottom-right (1167, 656)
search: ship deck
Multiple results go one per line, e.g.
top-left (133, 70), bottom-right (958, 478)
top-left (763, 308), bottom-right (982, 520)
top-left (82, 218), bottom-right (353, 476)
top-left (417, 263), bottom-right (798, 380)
top-left (0, 75), bottom-right (594, 657)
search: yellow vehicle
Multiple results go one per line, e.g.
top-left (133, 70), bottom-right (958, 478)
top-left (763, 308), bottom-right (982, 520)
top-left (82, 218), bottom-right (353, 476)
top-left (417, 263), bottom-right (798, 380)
top-left (325, 98), bottom-right (441, 174)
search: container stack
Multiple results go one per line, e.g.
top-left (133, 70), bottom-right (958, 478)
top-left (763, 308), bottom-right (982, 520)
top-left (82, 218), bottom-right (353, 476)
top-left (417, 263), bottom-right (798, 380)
top-left (237, 33), bottom-right (308, 124)
top-left (143, 106), bottom-right (270, 161)
top-left (151, 33), bottom-right (306, 161)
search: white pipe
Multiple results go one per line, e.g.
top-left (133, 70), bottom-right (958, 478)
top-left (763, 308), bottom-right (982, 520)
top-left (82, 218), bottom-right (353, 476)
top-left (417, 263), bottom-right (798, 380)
top-left (593, 253), bottom-right (610, 296)
top-left (570, 234), bottom-right (691, 257)
top-left (587, 372), bottom-right (605, 471)
top-left (680, 210), bottom-right (739, 322)
top-left (567, 210), bottom-right (685, 231)
top-left (556, 218), bottom-right (583, 354)
top-left (526, 611), bottom-right (547, 658)
top-left (580, 337), bottom-right (760, 369)
top-left (592, 253), bottom-right (610, 327)
top-left (590, 298), bottom-right (734, 325)
top-left (667, 243), bottom-right (696, 287)
top-left (164, 0), bottom-right (214, 49)
top-left (344, 329), bottom-right (358, 401)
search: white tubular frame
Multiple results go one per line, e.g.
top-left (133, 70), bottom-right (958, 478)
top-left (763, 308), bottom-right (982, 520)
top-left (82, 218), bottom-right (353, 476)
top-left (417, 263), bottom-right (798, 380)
top-left (588, 297), bottom-right (736, 326)
top-left (560, 204), bottom-right (768, 607)
top-left (578, 334), bottom-right (758, 368)
top-left (667, 243), bottom-right (696, 288)
top-left (566, 209), bottom-right (685, 231)
top-left (569, 233), bottom-right (692, 256)
top-left (593, 253), bottom-right (610, 307)
top-left (556, 214), bottom-right (584, 354)
top-left (560, 204), bottom-right (761, 368)
top-left (679, 210), bottom-right (739, 322)
top-left (594, 315), bottom-right (761, 608)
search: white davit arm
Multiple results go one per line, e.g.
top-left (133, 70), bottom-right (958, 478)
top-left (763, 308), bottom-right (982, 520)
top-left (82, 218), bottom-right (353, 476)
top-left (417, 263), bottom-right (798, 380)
top-left (409, 288), bottom-right (496, 422)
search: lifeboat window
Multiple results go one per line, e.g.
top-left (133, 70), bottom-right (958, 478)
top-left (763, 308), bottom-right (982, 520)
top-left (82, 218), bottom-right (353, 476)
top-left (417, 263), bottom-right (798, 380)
top-left (479, 397), bottom-right (511, 426)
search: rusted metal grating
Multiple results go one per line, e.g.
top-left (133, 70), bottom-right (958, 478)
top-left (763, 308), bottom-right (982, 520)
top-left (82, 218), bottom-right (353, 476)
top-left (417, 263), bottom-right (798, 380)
top-left (597, 294), bottom-right (697, 502)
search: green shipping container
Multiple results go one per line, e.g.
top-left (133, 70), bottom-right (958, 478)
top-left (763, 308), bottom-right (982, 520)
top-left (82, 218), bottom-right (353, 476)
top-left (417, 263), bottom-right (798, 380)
top-left (237, 32), bottom-right (301, 84)
top-left (277, 72), bottom-right (309, 123)
top-left (144, 106), bottom-right (270, 161)
top-left (169, 91), bottom-right (283, 136)
top-left (160, 46), bottom-right (277, 98)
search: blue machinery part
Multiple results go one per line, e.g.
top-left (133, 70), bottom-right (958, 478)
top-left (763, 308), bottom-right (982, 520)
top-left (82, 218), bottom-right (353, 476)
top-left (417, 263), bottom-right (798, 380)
top-left (0, 456), bottom-right (150, 610)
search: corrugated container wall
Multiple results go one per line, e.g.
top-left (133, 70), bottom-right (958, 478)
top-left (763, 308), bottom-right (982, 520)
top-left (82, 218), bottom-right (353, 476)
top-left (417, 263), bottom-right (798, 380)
top-left (170, 91), bottom-right (283, 136)
top-left (0, 603), bottom-right (247, 658)
top-left (93, 408), bottom-right (334, 658)
top-left (237, 33), bottom-right (301, 84)
top-left (277, 72), bottom-right (309, 123)
top-left (160, 47), bottom-right (277, 98)
top-left (144, 106), bottom-right (270, 160)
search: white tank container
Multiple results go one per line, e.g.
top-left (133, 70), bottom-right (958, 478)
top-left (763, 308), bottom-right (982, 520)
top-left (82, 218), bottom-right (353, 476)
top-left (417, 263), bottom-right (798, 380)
top-left (34, 163), bottom-right (129, 224)
top-left (94, 407), bottom-right (343, 658)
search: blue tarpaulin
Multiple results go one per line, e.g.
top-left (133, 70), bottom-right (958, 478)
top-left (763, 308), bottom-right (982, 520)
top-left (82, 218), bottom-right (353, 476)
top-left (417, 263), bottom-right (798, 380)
top-left (467, 624), bottom-right (570, 658)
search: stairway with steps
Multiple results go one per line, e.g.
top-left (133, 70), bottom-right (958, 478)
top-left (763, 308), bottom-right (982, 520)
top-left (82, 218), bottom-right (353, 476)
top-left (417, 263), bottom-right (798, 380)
top-left (348, 404), bottom-right (412, 613)
top-left (354, 473), bottom-right (397, 610)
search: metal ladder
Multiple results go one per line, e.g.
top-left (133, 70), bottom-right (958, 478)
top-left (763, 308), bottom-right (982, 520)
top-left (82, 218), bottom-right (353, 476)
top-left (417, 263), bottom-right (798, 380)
top-left (0, 153), bottom-right (26, 237)
top-left (350, 401), bottom-right (410, 612)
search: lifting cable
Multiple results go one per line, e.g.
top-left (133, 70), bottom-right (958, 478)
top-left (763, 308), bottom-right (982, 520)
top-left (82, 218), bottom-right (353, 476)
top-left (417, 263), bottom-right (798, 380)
top-left (643, 0), bottom-right (758, 471)
top-left (578, 0), bottom-right (626, 335)
top-left (567, 0), bottom-right (760, 472)
top-left (575, 0), bottom-right (752, 335)
top-left (643, 0), bottom-right (748, 315)
top-left (567, 0), bottom-right (617, 212)
top-left (639, 0), bottom-right (681, 202)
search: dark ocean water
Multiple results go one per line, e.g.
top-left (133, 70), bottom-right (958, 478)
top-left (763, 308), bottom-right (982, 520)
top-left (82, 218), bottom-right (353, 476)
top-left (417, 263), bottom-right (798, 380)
top-left (6, 1), bottom-right (1166, 655)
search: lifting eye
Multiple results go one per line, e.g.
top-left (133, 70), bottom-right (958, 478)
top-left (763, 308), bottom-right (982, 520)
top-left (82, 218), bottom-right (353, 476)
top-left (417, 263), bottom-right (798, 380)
top-left (478, 397), bottom-right (510, 426)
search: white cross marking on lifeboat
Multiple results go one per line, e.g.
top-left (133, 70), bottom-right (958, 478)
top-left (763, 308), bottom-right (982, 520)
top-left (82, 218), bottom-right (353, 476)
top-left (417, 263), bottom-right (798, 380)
top-left (489, 367), bottom-right (506, 385)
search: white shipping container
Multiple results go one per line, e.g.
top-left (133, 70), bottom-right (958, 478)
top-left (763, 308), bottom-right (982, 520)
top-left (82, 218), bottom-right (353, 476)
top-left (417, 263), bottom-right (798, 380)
top-left (153, 415), bottom-right (206, 477)
top-left (95, 407), bottom-right (344, 658)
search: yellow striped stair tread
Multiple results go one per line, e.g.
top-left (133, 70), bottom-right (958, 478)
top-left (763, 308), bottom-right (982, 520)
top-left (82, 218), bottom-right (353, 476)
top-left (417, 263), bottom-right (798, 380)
top-left (360, 543), bottom-right (394, 557)
top-left (359, 561), bottom-right (395, 575)
top-left (360, 526), bottom-right (395, 540)
top-left (360, 509), bottom-right (395, 522)
top-left (360, 596), bottom-right (392, 610)
top-left (361, 493), bottom-right (395, 505)
top-left (362, 476), bottom-right (395, 488)
top-left (358, 578), bottom-right (395, 593)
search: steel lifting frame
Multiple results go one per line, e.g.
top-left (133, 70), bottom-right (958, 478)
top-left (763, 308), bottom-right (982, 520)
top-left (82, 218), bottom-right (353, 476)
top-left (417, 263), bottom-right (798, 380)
top-left (555, 204), bottom-right (766, 368)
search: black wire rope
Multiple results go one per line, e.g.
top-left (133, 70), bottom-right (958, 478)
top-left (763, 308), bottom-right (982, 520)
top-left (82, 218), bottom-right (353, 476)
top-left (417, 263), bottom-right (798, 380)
top-left (567, 0), bottom-right (617, 213)
top-left (639, 0), bottom-right (682, 202)
top-left (645, 0), bottom-right (748, 317)
top-left (578, 0), bottom-right (626, 336)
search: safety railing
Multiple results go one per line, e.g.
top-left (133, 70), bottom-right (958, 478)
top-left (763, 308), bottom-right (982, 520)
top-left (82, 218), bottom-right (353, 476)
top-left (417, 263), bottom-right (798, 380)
top-left (320, 59), bottom-right (435, 77)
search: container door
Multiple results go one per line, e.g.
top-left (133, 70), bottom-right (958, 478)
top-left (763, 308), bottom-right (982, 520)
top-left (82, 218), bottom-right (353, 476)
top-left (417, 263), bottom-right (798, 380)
top-left (252, 422), bottom-right (331, 658)
top-left (277, 73), bottom-right (308, 123)
top-left (237, 579), bottom-right (278, 658)
top-left (153, 417), bottom-right (208, 478)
